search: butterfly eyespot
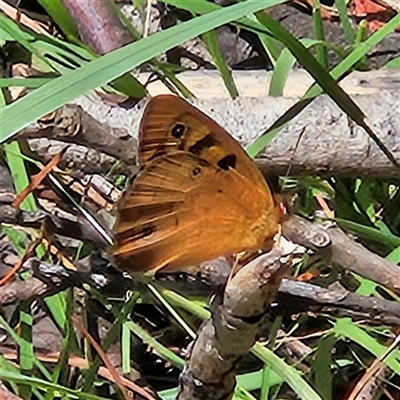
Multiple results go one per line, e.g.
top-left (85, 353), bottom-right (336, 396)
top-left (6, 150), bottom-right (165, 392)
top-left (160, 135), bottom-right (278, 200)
top-left (171, 123), bottom-right (186, 138)
top-left (217, 154), bottom-right (237, 170)
top-left (192, 167), bottom-right (202, 177)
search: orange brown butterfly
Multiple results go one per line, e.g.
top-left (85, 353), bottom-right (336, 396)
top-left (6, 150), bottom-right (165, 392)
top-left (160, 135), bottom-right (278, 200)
top-left (113, 95), bottom-right (281, 274)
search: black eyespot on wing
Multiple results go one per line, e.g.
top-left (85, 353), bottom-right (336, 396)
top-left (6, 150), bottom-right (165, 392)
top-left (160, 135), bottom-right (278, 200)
top-left (192, 167), bottom-right (202, 177)
top-left (171, 123), bottom-right (185, 138)
top-left (217, 154), bottom-right (237, 170)
top-left (188, 134), bottom-right (218, 155)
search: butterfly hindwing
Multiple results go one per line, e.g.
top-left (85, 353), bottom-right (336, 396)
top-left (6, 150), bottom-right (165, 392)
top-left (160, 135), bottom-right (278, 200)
top-left (114, 152), bottom-right (278, 272)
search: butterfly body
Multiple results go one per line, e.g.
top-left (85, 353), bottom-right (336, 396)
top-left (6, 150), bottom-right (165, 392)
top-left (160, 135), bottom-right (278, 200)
top-left (113, 95), bottom-right (281, 273)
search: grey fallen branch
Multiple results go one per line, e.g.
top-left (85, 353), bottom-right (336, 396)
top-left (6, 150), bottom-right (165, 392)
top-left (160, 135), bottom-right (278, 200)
top-left (160, 273), bottom-right (400, 326)
top-left (16, 70), bottom-right (400, 178)
top-left (16, 104), bottom-right (137, 175)
top-left (281, 215), bottom-right (400, 293)
top-left (0, 277), bottom-right (47, 305)
top-left (0, 257), bottom-right (116, 307)
top-left (277, 279), bottom-right (400, 325)
top-left (0, 204), bottom-right (110, 249)
top-left (16, 104), bottom-right (137, 164)
top-left (177, 250), bottom-right (289, 400)
top-left (2, 255), bottom-right (400, 325)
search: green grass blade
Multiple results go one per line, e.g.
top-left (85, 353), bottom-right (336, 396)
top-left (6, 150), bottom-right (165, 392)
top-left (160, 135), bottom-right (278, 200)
top-left (386, 245), bottom-right (400, 263)
top-left (202, 30), bottom-right (239, 98)
top-left (159, 288), bottom-right (210, 320)
top-left (253, 344), bottom-right (323, 400)
top-left (166, 0), bottom-right (392, 160)
top-left (0, 77), bottom-right (54, 88)
top-left (1, 370), bottom-right (111, 400)
top-left (163, 0), bottom-right (285, 46)
top-left (1, 0), bottom-right (282, 142)
top-left (336, 218), bottom-right (400, 248)
top-left (160, 287), bottom-right (321, 399)
top-left (4, 141), bottom-right (36, 211)
top-left (312, 0), bottom-right (327, 67)
top-left (334, 0), bottom-right (355, 44)
top-left (121, 323), bottom-right (131, 374)
top-left (125, 320), bottom-right (185, 368)
top-left (158, 369), bottom-right (284, 399)
top-left (1, 14), bottom-right (56, 72)
top-left (81, 291), bottom-right (139, 392)
top-left (255, 12), bottom-right (398, 164)
top-left (334, 319), bottom-right (400, 374)
top-left (312, 334), bottom-right (336, 400)
top-left (269, 38), bottom-right (319, 97)
top-left (0, 355), bottom-right (45, 400)
top-left (18, 307), bottom-right (34, 399)
top-left (385, 56), bottom-right (400, 68)
top-left (37, 0), bottom-right (80, 40)
top-left (148, 284), bottom-right (196, 338)
top-left (0, 314), bottom-right (52, 381)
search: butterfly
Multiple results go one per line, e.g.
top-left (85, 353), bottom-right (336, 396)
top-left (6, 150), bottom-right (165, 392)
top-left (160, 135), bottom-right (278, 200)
top-left (113, 95), bottom-right (281, 274)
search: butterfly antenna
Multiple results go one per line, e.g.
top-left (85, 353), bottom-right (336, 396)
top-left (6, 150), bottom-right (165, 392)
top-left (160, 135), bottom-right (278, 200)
top-left (286, 126), bottom-right (306, 177)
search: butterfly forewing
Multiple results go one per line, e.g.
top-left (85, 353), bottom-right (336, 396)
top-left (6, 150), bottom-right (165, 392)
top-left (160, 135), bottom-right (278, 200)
top-left (139, 95), bottom-right (268, 189)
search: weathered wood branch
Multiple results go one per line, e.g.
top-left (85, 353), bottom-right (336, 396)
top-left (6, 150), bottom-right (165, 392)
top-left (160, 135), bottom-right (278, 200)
top-left (281, 215), bottom-right (400, 293)
top-left (17, 105), bottom-right (137, 166)
top-left (1, 249), bottom-right (399, 325)
top-left (0, 277), bottom-right (47, 305)
top-left (277, 279), bottom-right (400, 325)
top-left (177, 250), bottom-right (288, 400)
top-left (19, 70), bottom-right (400, 178)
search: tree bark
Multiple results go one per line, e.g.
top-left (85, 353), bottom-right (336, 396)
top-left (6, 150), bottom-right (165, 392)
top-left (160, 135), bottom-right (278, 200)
top-left (177, 250), bottom-right (288, 400)
top-left (69, 69), bottom-right (400, 178)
